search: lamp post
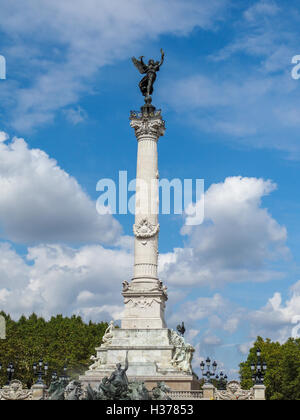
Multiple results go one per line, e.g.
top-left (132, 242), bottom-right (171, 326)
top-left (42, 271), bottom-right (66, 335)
top-left (200, 357), bottom-right (217, 383)
top-left (51, 371), bottom-right (58, 382)
top-left (216, 371), bottom-right (228, 390)
top-left (251, 348), bottom-right (267, 385)
top-left (33, 359), bottom-right (48, 385)
top-left (60, 365), bottom-right (69, 384)
top-left (51, 365), bottom-right (69, 384)
top-left (0, 362), bottom-right (15, 385)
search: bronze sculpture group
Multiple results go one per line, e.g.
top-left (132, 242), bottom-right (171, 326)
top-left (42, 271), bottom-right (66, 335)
top-left (46, 355), bottom-right (171, 400)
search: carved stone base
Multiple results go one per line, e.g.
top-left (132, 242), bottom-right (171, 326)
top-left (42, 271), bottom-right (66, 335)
top-left (122, 290), bottom-right (167, 329)
top-left (80, 328), bottom-right (200, 391)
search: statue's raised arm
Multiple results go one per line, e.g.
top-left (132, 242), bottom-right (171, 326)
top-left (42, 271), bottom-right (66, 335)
top-left (158, 48), bottom-right (165, 68)
top-left (123, 351), bottom-right (129, 372)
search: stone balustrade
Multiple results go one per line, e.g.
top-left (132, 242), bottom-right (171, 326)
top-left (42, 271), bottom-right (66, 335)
top-left (166, 390), bottom-right (204, 400)
top-left (0, 379), bottom-right (266, 400)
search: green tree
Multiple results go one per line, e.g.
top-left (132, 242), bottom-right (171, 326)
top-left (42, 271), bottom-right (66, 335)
top-left (240, 336), bottom-right (300, 400)
top-left (0, 312), bottom-right (108, 388)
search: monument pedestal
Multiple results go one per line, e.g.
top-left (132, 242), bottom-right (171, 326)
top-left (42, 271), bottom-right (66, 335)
top-left (80, 328), bottom-right (200, 391)
top-left (121, 285), bottom-right (167, 329)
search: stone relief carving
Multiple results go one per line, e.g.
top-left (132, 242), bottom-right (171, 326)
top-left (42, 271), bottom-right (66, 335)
top-left (101, 320), bottom-right (115, 347)
top-left (215, 381), bottom-right (254, 400)
top-left (124, 296), bottom-right (161, 309)
top-left (135, 297), bottom-right (153, 308)
top-left (89, 354), bottom-right (105, 370)
top-left (130, 117), bottom-right (165, 138)
top-left (170, 330), bottom-right (194, 374)
top-left (133, 218), bottom-right (160, 239)
top-left (0, 380), bottom-right (32, 400)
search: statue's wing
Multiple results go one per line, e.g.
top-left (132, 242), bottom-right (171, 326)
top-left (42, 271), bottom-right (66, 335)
top-left (132, 57), bottom-right (147, 74)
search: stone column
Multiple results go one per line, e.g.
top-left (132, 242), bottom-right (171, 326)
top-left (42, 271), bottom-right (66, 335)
top-left (253, 384), bottom-right (266, 400)
top-left (202, 383), bottom-right (215, 400)
top-left (122, 106), bottom-right (168, 329)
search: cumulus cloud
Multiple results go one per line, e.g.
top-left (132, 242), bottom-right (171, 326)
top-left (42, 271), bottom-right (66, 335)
top-left (0, 133), bottom-right (121, 243)
top-left (0, 131), bottom-right (9, 142)
top-left (0, 0), bottom-right (227, 131)
top-left (169, 293), bottom-right (243, 333)
top-left (0, 242), bottom-right (132, 321)
top-left (161, 176), bottom-right (288, 287)
top-left (248, 281), bottom-right (300, 342)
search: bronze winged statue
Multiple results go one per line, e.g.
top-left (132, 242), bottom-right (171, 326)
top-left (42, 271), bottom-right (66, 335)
top-left (176, 322), bottom-right (185, 337)
top-left (132, 49), bottom-right (164, 102)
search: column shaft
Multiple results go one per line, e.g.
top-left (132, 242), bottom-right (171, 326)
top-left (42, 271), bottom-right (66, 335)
top-left (121, 109), bottom-right (168, 329)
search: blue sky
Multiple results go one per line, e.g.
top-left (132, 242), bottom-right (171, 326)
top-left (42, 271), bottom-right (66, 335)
top-left (0, 0), bottom-right (300, 378)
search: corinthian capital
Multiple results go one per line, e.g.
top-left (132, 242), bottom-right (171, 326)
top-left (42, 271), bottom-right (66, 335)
top-left (130, 115), bottom-right (165, 139)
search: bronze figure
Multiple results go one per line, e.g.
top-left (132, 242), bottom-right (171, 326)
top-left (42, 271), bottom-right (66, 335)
top-left (132, 49), bottom-right (164, 102)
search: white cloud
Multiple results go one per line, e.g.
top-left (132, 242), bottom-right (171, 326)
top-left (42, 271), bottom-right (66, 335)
top-left (244, 0), bottom-right (280, 22)
top-left (238, 341), bottom-right (255, 355)
top-left (248, 281), bottom-right (300, 342)
top-left (0, 132), bottom-right (9, 142)
top-left (0, 242), bottom-right (132, 321)
top-left (203, 334), bottom-right (222, 346)
top-left (0, 133), bottom-right (121, 244)
top-left (162, 69), bottom-right (300, 156)
top-left (161, 176), bottom-right (288, 287)
top-left (161, 1), bottom-right (300, 157)
top-left (213, 1), bottom-right (284, 65)
top-left (63, 106), bottom-right (87, 125)
top-left (168, 293), bottom-right (244, 345)
top-left (186, 329), bottom-right (200, 342)
top-left (0, 0), bottom-right (227, 131)
top-left (0, 243), bottom-right (29, 290)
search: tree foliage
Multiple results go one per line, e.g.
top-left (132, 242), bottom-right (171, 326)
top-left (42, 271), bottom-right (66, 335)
top-left (240, 336), bottom-right (300, 400)
top-left (0, 312), bottom-right (108, 388)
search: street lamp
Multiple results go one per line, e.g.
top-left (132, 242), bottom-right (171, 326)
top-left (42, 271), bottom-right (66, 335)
top-left (51, 371), bottom-right (58, 382)
top-left (251, 348), bottom-right (267, 385)
top-left (200, 357), bottom-right (218, 383)
top-left (33, 359), bottom-right (48, 384)
top-left (50, 365), bottom-right (69, 384)
top-left (216, 371), bottom-right (228, 390)
top-left (0, 362), bottom-right (15, 385)
top-left (60, 365), bottom-right (69, 383)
